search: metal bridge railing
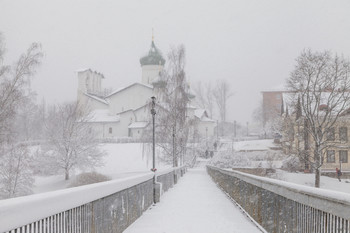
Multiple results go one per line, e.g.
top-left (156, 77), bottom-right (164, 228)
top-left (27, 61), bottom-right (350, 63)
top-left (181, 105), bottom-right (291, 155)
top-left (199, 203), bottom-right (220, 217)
top-left (1, 166), bottom-right (187, 233)
top-left (207, 165), bottom-right (350, 233)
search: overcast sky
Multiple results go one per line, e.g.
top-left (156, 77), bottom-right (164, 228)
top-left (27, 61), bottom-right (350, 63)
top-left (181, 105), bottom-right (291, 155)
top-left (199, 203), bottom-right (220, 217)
top-left (1, 0), bottom-right (350, 124)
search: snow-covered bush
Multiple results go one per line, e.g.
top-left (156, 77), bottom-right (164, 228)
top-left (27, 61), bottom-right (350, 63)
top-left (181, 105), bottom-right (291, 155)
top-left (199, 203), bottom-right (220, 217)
top-left (209, 150), bottom-right (251, 168)
top-left (281, 155), bottom-right (303, 172)
top-left (68, 172), bottom-right (111, 188)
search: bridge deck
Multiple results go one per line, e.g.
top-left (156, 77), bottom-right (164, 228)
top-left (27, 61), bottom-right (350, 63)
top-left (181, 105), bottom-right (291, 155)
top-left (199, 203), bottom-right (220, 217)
top-left (124, 162), bottom-right (262, 233)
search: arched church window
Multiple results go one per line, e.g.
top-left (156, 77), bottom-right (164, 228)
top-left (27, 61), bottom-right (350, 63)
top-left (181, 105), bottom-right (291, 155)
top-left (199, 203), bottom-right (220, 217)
top-left (109, 127), bottom-right (112, 134)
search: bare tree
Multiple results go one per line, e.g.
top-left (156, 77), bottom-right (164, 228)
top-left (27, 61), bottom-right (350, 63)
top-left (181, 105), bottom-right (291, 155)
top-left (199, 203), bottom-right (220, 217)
top-left (44, 101), bottom-right (105, 180)
top-left (287, 49), bottom-right (350, 188)
top-left (0, 144), bottom-right (34, 199)
top-left (155, 45), bottom-right (194, 166)
top-left (193, 82), bottom-right (214, 118)
top-left (0, 34), bottom-right (42, 144)
top-left (213, 80), bottom-right (234, 123)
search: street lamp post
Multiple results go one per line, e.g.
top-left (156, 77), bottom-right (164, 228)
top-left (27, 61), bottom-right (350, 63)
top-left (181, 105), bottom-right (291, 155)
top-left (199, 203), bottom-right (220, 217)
top-left (150, 96), bottom-right (156, 203)
top-left (151, 96), bottom-right (156, 172)
top-left (216, 120), bottom-right (219, 141)
top-left (206, 127), bottom-right (208, 149)
top-left (173, 125), bottom-right (176, 167)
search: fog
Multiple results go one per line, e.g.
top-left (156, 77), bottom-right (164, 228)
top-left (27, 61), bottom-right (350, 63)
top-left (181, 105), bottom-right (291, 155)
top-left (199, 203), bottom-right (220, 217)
top-left (1, 0), bottom-right (350, 124)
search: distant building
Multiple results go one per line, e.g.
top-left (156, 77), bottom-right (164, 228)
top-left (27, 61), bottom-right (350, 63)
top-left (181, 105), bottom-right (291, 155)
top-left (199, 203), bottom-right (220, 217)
top-left (261, 91), bottom-right (283, 126)
top-left (77, 38), bottom-right (215, 140)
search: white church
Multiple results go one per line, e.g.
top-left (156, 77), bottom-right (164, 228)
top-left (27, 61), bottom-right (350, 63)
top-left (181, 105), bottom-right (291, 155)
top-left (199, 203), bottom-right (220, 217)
top-left (76, 39), bottom-right (215, 140)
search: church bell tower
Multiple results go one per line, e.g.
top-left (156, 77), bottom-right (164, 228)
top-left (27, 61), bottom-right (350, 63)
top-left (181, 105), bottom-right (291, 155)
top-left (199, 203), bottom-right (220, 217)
top-left (139, 35), bottom-right (165, 85)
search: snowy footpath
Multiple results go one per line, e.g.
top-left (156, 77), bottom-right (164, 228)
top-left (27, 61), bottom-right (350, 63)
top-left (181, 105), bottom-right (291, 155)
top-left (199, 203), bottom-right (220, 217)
top-left (124, 163), bottom-right (261, 233)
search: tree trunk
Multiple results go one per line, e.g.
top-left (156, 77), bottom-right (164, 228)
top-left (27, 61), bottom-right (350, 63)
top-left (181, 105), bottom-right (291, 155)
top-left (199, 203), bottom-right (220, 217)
top-left (65, 169), bottom-right (70, 180)
top-left (314, 144), bottom-right (321, 188)
top-left (315, 168), bottom-right (321, 188)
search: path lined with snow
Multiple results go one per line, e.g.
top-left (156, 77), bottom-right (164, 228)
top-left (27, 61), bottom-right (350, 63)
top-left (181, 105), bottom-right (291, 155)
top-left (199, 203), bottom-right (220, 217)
top-left (124, 163), bottom-right (261, 233)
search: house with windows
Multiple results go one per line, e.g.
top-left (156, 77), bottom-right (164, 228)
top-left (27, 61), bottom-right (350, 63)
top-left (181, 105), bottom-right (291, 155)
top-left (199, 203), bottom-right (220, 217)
top-left (272, 91), bottom-right (350, 172)
top-left (76, 38), bottom-right (216, 140)
top-left (320, 119), bottom-right (349, 171)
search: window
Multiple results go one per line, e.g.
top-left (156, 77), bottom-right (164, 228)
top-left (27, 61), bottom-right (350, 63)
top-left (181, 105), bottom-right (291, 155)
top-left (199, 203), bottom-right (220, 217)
top-left (327, 150), bottom-right (335, 163)
top-left (339, 150), bottom-right (348, 163)
top-left (109, 127), bottom-right (112, 134)
top-left (326, 128), bottom-right (335, 141)
top-left (339, 127), bottom-right (348, 142)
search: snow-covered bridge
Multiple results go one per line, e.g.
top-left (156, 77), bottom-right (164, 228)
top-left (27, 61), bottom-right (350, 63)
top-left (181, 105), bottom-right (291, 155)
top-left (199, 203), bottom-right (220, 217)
top-left (123, 164), bottom-right (262, 233)
top-left (1, 161), bottom-right (350, 233)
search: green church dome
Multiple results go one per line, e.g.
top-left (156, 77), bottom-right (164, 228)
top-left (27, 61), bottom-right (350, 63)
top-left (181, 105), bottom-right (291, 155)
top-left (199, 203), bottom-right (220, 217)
top-left (140, 41), bottom-right (165, 66)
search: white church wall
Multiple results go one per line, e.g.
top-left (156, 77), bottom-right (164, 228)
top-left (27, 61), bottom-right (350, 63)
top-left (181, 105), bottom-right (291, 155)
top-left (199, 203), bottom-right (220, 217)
top-left (90, 122), bottom-right (122, 139)
top-left (129, 128), bottom-right (144, 139)
top-left (78, 94), bottom-right (107, 111)
top-left (77, 69), bottom-right (103, 96)
top-left (87, 97), bottom-right (107, 110)
top-left (119, 110), bottom-right (136, 137)
top-left (142, 65), bottom-right (163, 85)
top-left (134, 105), bottom-right (150, 122)
top-left (107, 84), bottom-right (153, 115)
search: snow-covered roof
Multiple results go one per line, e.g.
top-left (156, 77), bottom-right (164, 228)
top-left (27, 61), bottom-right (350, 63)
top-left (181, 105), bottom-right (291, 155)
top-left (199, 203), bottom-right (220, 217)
top-left (194, 108), bottom-right (215, 122)
top-left (128, 122), bottom-right (149, 129)
top-left (194, 109), bottom-right (206, 119)
top-left (84, 93), bottom-right (108, 105)
top-left (201, 116), bottom-right (215, 122)
top-left (186, 104), bottom-right (197, 109)
top-left (87, 109), bottom-right (120, 123)
top-left (106, 83), bottom-right (153, 98)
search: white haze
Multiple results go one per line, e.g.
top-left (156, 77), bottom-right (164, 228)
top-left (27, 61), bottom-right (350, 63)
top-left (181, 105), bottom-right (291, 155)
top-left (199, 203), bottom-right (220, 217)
top-left (0, 0), bottom-right (350, 124)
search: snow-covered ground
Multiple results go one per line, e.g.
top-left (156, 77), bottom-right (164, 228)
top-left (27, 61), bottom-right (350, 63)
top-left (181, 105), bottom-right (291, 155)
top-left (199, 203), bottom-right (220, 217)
top-left (124, 162), bottom-right (262, 233)
top-left (220, 139), bottom-right (276, 152)
top-left (273, 170), bottom-right (350, 194)
top-left (33, 143), bottom-right (171, 194)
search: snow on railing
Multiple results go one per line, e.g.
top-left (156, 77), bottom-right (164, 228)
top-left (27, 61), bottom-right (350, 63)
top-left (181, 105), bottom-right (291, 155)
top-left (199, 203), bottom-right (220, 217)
top-left (0, 166), bottom-right (187, 233)
top-left (207, 165), bottom-right (350, 233)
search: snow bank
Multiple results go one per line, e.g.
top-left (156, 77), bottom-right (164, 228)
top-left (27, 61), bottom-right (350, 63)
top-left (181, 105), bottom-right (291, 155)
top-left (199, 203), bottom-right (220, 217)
top-left (274, 170), bottom-right (350, 194)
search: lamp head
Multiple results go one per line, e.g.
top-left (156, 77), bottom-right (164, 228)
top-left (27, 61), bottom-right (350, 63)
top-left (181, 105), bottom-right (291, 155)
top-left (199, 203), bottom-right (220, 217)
top-left (151, 96), bottom-right (156, 115)
top-left (151, 96), bottom-right (156, 103)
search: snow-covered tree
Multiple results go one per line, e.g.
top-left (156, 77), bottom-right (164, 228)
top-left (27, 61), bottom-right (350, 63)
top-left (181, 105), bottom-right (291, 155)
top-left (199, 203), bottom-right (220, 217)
top-left (44, 101), bottom-right (105, 180)
top-left (0, 34), bottom-right (42, 145)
